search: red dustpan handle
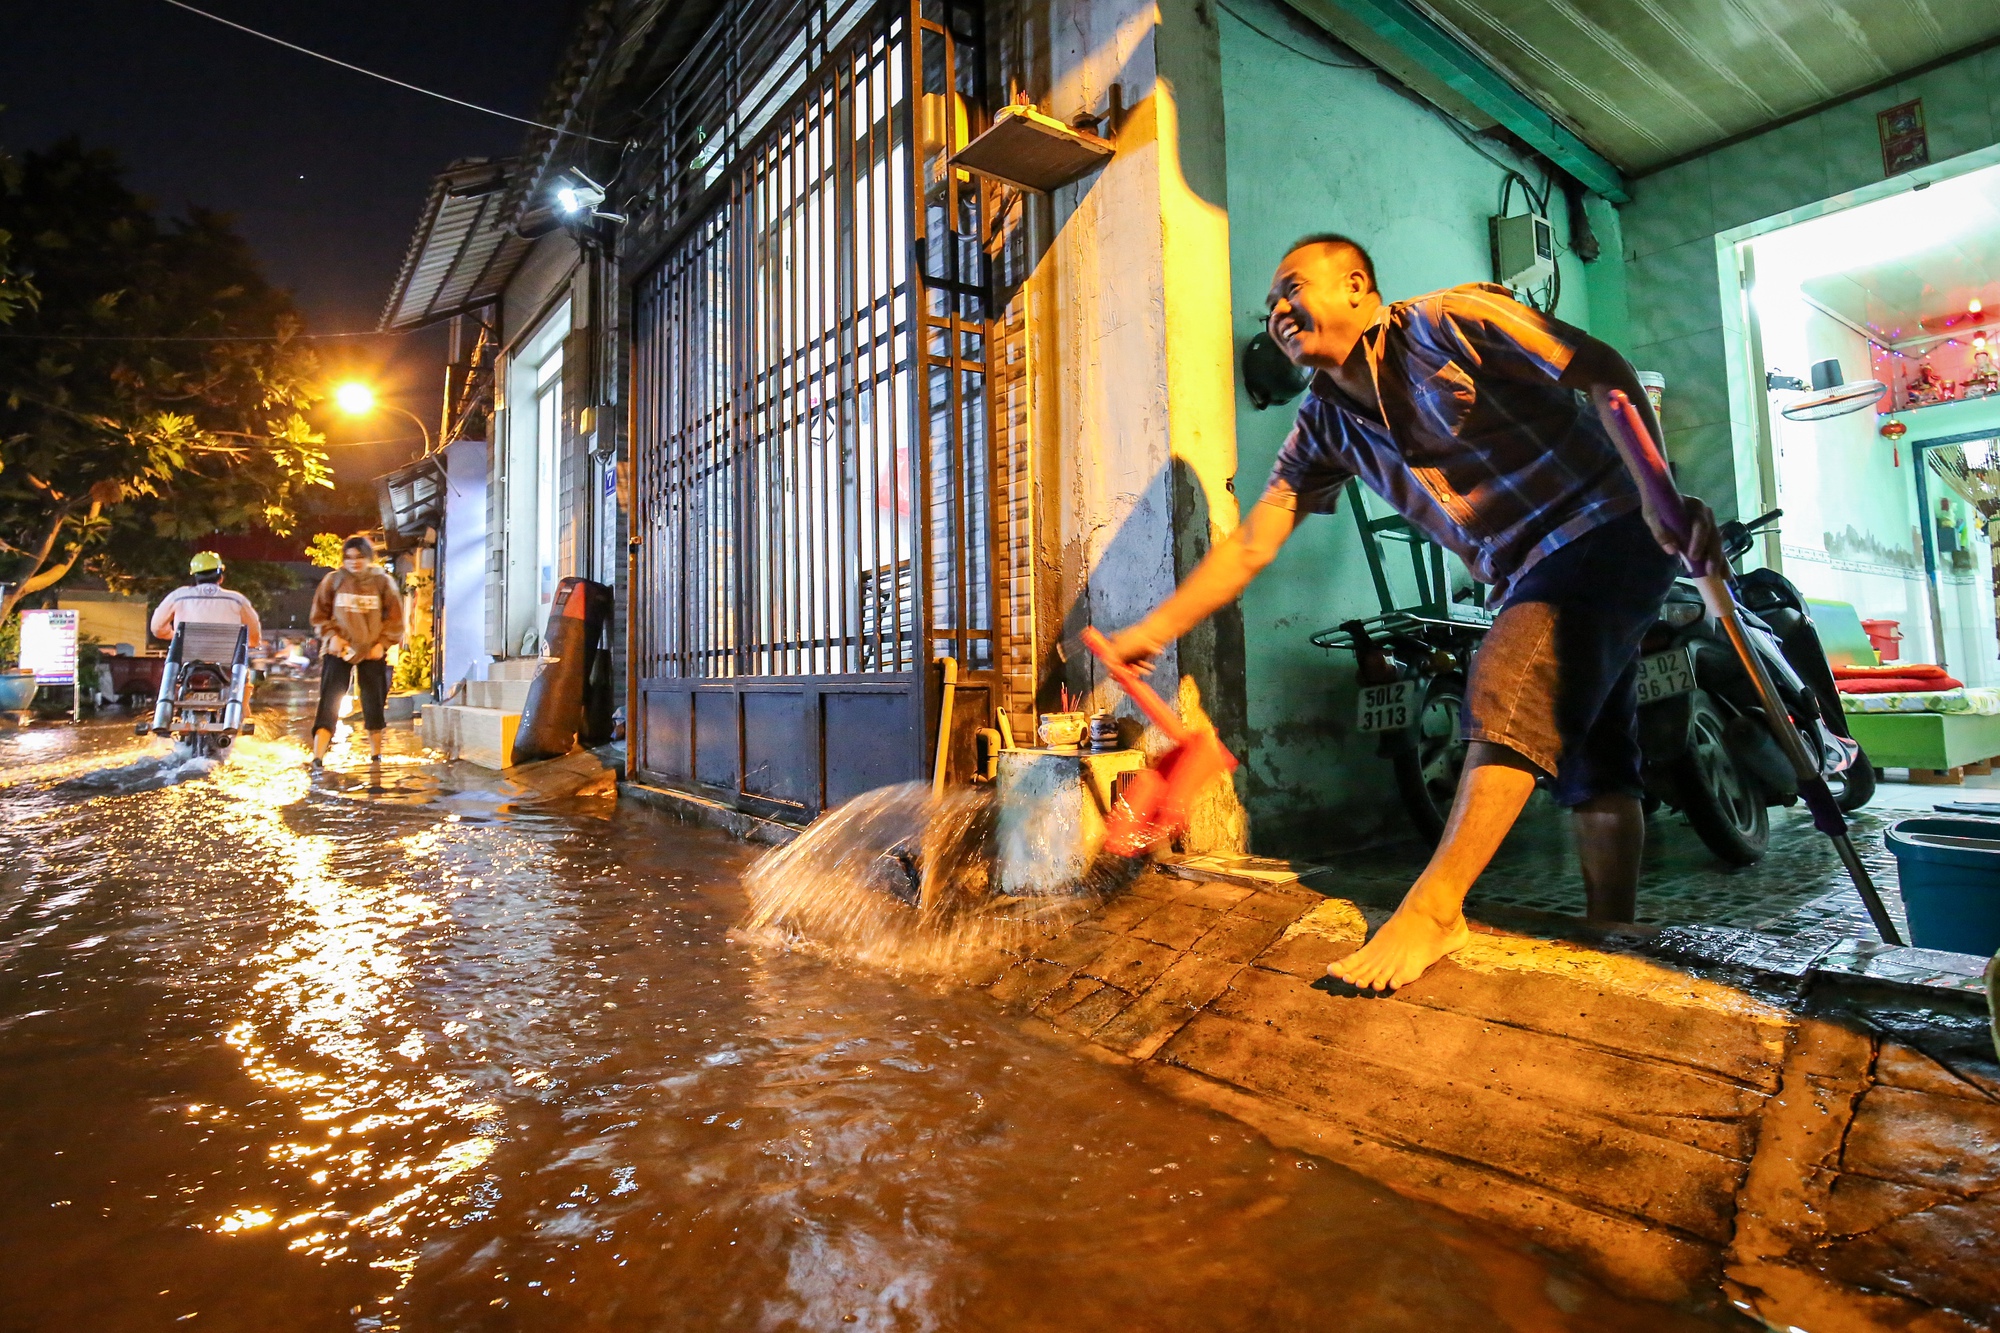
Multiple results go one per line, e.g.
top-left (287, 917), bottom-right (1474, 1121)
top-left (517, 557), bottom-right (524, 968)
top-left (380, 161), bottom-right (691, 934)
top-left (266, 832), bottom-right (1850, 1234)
top-left (1080, 628), bottom-right (1191, 743)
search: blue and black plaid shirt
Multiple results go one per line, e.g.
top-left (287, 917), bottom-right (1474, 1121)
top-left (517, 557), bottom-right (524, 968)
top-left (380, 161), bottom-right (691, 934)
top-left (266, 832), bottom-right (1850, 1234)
top-left (1266, 283), bottom-right (1639, 604)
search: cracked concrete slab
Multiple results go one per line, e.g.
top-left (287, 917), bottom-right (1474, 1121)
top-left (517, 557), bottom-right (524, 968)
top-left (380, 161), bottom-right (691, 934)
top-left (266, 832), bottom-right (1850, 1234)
top-left (966, 865), bottom-right (2000, 1327)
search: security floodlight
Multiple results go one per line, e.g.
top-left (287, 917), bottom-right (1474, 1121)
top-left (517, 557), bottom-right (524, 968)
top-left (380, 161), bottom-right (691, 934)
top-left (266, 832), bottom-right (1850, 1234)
top-left (554, 170), bottom-right (623, 224)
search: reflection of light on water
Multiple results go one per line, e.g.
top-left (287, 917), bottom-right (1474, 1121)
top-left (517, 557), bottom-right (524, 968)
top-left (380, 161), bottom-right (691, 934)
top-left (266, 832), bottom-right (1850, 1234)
top-left (215, 1207), bottom-right (274, 1233)
top-left (198, 744), bottom-right (504, 1272)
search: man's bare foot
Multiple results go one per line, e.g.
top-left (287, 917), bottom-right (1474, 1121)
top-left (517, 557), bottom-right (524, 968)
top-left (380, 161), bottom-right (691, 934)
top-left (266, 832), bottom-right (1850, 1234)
top-left (1327, 903), bottom-right (1470, 992)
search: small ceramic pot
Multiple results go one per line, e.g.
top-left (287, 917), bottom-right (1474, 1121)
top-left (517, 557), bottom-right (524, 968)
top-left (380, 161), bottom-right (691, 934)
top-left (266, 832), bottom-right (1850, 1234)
top-left (1037, 711), bottom-right (1087, 748)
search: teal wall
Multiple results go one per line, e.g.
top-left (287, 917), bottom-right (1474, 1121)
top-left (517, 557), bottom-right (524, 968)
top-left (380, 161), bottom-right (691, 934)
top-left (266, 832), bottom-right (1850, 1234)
top-left (1216, 0), bottom-right (1608, 854)
top-left (1618, 44), bottom-right (2000, 522)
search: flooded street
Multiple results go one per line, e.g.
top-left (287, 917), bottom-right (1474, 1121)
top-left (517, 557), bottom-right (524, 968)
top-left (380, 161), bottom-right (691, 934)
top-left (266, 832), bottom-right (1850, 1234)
top-left (0, 709), bottom-right (1742, 1332)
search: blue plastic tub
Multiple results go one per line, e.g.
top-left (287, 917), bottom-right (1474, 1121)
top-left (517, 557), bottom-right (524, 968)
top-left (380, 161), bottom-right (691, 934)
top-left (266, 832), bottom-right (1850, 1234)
top-left (1884, 818), bottom-right (2000, 957)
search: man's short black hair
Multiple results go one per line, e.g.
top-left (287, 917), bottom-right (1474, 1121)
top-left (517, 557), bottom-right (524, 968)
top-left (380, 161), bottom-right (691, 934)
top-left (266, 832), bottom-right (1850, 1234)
top-left (1285, 233), bottom-right (1377, 293)
top-left (193, 569), bottom-right (223, 585)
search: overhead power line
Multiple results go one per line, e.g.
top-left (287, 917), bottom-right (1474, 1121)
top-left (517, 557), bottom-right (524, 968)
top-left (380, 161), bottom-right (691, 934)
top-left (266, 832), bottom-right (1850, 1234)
top-left (157, 0), bottom-right (620, 145)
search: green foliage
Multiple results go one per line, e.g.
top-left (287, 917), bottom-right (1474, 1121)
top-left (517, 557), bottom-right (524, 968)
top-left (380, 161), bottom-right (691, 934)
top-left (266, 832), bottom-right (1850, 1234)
top-left (110, 558), bottom-right (299, 620)
top-left (0, 613), bottom-right (16, 668)
top-left (394, 629), bottom-right (433, 693)
top-left (0, 140), bottom-right (330, 623)
top-left (306, 532), bottom-right (345, 568)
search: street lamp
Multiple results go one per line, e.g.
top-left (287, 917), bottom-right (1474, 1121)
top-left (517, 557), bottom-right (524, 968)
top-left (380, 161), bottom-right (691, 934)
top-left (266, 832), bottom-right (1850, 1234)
top-left (333, 381), bottom-right (433, 455)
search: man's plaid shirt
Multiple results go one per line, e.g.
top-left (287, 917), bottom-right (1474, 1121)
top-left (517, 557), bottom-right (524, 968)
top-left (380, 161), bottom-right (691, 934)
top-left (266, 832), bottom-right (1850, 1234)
top-left (1266, 282), bottom-right (1640, 605)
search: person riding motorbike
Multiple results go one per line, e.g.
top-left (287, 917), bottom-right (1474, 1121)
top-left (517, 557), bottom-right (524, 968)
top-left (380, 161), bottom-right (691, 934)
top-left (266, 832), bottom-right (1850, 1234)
top-left (149, 551), bottom-right (264, 651)
top-left (308, 535), bottom-right (405, 769)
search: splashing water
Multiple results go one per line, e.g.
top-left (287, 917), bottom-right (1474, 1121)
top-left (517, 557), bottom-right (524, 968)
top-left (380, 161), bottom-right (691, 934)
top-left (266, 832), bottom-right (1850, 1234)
top-left (740, 782), bottom-right (1131, 975)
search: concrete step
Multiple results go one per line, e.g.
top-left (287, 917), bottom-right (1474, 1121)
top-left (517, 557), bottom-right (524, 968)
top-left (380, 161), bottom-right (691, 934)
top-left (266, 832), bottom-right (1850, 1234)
top-left (488, 656), bottom-right (541, 682)
top-left (420, 703), bottom-right (520, 769)
top-left (466, 677), bottom-right (532, 712)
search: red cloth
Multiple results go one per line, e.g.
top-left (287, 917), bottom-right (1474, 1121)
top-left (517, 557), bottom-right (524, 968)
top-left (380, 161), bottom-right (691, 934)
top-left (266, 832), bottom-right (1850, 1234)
top-left (1833, 663), bottom-right (1961, 694)
top-left (1833, 663), bottom-right (1957, 681)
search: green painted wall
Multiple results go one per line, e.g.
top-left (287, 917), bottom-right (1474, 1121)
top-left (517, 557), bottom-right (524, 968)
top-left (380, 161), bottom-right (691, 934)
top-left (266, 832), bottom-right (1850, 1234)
top-left (1216, 0), bottom-right (1608, 855)
top-left (1617, 44), bottom-right (2000, 523)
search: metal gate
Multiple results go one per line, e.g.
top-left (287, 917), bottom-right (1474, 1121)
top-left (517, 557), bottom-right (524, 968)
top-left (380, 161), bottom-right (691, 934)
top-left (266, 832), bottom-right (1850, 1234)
top-left (631, 0), bottom-right (998, 821)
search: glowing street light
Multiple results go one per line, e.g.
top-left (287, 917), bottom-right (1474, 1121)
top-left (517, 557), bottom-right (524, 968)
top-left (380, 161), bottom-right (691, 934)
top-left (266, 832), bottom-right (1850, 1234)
top-left (334, 381), bottom-right (376, 415)
top-left (333, 380), bottom-right (432, 454)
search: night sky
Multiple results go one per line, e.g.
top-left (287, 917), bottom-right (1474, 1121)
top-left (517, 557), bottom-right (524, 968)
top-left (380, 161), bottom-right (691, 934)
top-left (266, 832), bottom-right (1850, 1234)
top-left (2, 0), bottom-right (583, 482)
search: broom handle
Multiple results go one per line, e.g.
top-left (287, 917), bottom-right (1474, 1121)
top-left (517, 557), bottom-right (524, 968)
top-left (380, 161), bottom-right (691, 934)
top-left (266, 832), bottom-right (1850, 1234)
top-left (1605, 392), bottom-right (1903, 945)
top-left (1081, 627), bottom-right (1193, 743)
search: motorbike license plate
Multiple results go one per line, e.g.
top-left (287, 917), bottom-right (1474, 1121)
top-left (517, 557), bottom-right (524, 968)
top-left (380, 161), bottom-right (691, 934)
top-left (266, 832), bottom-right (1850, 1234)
top-left (1357, 680), bottom-right (1417, 733)
top-left (182, 691), bottom-right (222, 705)
top-left (1635, 650), bottom-right (1696, 705)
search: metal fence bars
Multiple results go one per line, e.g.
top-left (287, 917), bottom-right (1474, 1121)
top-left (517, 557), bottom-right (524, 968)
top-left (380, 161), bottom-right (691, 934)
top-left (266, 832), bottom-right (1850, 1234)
top-left (633, 0), bottom-right (1003, 819)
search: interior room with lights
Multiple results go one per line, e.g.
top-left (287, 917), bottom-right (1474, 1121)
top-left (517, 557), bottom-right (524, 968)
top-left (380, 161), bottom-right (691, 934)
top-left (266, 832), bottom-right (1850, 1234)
top-left (1734, 158), bottom-right (2000, 694)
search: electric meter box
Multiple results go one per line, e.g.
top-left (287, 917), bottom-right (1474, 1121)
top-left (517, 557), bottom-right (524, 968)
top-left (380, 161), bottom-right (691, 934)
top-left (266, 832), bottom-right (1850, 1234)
top-left (1491, 212), bottom-right (1555, 289)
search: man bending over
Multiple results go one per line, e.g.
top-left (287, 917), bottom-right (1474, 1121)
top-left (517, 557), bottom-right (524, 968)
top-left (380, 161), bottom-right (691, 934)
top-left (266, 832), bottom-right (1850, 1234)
top-left (1103, 235), bottom-right (1721, 991)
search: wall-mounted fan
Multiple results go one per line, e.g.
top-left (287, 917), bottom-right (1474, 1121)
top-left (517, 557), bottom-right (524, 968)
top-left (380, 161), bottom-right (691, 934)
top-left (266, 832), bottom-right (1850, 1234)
top-left (1770, 358), bottom-right (1888, 422)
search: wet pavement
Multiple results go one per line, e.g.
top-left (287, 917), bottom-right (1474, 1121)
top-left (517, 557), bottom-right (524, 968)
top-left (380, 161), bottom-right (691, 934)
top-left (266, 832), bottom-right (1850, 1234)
top-left (0, 707), bottom-right (1747, 1332)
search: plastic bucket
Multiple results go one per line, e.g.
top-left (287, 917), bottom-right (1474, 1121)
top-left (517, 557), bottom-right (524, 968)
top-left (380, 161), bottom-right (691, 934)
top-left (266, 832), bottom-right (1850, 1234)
top-left (1861, 618), bottom-right (1903, 662)
top-left (1885, 817), bottom-right (2000, 956)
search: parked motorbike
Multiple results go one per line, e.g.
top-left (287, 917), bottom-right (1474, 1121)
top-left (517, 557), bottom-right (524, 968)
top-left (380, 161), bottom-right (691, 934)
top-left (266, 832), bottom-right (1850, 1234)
top-left (1636, 508), bottom-right (1873, 865)
top-left (139, 621), bottom-right (256, 759)
top-left (1316, 613), bottom-right (1487, 842)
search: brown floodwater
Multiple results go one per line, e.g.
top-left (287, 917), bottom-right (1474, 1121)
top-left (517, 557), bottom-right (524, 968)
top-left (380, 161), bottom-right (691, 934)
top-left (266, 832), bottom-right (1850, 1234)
top-left (0, 708), bottom-right (1748, 1332)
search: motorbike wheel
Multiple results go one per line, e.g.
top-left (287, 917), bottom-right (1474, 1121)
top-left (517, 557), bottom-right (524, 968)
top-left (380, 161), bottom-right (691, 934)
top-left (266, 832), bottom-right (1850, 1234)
top-left (1391, 674), bottom-right (1469, 843)
top-left (1673, 694), bottom-right (1770, 866)
top-left (1829, 743), bottom-right (1876, 813)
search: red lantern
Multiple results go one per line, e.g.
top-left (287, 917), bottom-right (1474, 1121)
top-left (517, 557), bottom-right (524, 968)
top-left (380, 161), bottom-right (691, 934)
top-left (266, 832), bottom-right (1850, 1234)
top-left (1881, 419), bottom-right (1906, 466)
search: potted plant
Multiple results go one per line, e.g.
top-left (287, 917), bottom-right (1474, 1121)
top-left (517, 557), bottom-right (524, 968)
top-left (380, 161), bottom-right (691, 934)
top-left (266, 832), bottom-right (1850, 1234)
top-left (0, 615), bottom-right (36, 712)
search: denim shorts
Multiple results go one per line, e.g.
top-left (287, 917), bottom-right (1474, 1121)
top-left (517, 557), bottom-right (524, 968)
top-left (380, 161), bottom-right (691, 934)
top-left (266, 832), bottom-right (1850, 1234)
top-left (1463, 510), bottom-right (1680, 807)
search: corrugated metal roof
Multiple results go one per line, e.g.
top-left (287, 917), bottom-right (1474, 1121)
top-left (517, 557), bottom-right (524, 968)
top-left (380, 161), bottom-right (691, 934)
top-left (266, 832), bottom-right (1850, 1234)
top-left (1411, 0), bottom-right (2000, 172)
top-left (379, 159), bottom-right (536, 331)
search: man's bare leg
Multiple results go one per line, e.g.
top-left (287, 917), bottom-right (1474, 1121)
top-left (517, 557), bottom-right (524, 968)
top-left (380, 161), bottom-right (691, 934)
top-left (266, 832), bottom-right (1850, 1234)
top-left (311, 728), bottom-right (332, 763)
top-left (1328, 742), bottom-right (1538, 992)
top-left (1572, 793), bottom-right (1642, 921)
top-left (367, 728), bottom-right (385, 760)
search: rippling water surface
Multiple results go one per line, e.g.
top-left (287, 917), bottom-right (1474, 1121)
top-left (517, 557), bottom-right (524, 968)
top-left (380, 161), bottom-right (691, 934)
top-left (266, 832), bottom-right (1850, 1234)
top-left (0, 709), bottom-right (1744, 1332)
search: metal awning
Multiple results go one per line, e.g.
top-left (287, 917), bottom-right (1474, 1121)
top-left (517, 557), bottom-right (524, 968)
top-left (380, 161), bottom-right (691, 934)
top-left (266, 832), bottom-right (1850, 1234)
top-left (1398, 0), bottom-right (2000, 174)
top-left (379, 159), bottom-right (535, 331)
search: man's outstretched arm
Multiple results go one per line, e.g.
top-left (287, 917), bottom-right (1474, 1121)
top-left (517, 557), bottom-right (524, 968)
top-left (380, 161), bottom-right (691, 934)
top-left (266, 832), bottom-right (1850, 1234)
top-left (1102, 485), bottom-right (1302, 670)
top-left (1560, 337), bottom-right (1724, 570)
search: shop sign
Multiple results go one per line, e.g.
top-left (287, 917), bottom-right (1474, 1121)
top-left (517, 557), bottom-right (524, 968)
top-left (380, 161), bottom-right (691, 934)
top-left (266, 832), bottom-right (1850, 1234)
top-left (19, 609), bottom-right (79, 684)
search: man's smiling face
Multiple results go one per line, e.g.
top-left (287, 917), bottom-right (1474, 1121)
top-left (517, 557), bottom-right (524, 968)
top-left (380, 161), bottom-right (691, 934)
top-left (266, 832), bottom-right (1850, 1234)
top-left (1265, 243), bottom-right (1377, 372)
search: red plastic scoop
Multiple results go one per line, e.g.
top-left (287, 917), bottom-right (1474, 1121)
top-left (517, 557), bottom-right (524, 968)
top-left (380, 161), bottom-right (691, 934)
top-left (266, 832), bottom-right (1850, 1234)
top-left (1081, 627), bottom-right (1239, 856)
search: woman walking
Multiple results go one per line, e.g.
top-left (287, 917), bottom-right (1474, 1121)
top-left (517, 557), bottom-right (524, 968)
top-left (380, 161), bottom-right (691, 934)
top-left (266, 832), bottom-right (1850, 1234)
top-left (308, 535), bottom-right (405, 769)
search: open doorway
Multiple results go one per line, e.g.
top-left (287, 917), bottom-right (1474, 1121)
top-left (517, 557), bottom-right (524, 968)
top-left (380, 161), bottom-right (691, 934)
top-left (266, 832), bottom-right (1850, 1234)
top-left (1735, 161), bottom-right (2000, 687)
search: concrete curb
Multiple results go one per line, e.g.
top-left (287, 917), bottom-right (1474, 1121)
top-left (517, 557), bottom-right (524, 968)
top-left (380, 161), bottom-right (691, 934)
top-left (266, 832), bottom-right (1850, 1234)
top-left (619, 779), bottom-right (801, 846)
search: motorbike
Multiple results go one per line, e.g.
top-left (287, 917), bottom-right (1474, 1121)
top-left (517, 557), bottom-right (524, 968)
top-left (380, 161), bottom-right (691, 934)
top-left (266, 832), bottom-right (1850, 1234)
top-left (1314, 611), bottom-right (1488, 842)
top-left (140, 621), bottom-right (257, 759)
top-left (1635, 508), bottom-right (1873, 865)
